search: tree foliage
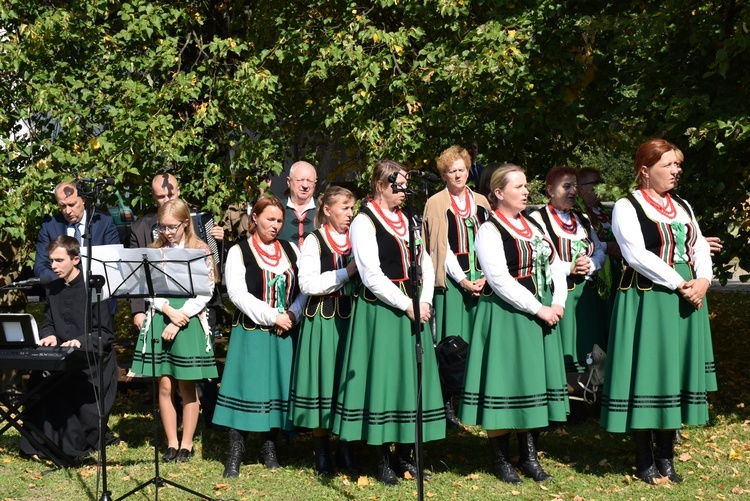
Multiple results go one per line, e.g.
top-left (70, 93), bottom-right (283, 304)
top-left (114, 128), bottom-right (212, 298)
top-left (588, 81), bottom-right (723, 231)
top-left (1, 1), bottom-right (748, 280)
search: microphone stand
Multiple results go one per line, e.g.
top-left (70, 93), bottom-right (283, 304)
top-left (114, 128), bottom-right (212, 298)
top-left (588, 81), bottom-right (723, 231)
top-left (78, 180), bottom-right (113, 501)
top-left (391, 173), bottom-right (432, 501)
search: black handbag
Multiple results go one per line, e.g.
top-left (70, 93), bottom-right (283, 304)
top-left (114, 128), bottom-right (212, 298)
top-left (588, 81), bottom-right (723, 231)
top-left (435, 336), bottom-right (469, 394)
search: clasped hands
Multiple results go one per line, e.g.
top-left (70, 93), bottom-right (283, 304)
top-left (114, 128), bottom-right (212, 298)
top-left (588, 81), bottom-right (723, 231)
top-left (537, 304), bottom-right (565, 328)
top-left (406, 302), bottom-right (432, 324)
top-left (678, 278), bottom-right (710, 309)
top-left (459, 277), bottom-right (486, 297)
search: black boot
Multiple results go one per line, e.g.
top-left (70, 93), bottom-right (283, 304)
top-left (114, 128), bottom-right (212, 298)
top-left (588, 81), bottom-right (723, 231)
top-left (391, 443), bottom-right (420, 479)
top-left (634, 430), bottom-right (661, 484)
top-left (312, 434), bottom-right (334, 476)
top-left (445, 394), bottom-right (460, 429)
top-left (488, 434), bottom-right (522, 484)
top-left (517, 431), bottom-right (552, 482)
top-left (223, 428), bottom-right (246, 478)
top-left (259, 429), bottom-right (280, 469)
top-left (376, 444), bottom-right (398, 486)
top-left (654, 430), bottom-right (682, 483)
top-left (335, 440), bottom-right (361, 473)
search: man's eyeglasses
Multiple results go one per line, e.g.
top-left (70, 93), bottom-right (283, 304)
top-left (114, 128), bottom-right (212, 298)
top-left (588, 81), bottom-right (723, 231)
top-left (158, 222), bottom-right (183, 233)
top-left (579, 180), bottom-right (603, 187)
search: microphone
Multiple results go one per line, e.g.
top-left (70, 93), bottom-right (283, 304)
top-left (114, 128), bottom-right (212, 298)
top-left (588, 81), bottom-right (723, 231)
top-left (4, 275), bottom-right (54, 288)
top-left (408, 170), bottom-right (440, 183)
top-left (78, 177), bottom-right (115, 186)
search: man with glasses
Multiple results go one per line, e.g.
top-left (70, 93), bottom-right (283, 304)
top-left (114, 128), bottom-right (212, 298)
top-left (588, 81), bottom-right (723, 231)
top-left (278, 161), bottom-right (318, 248)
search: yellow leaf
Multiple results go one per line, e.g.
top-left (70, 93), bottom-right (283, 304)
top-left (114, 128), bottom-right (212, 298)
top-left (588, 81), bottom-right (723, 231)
top-left (213, 483), bottom-right (228, 490)
top-left (373, 33), bottom-right (379, 43)
top-left (89, 137), bottom-right (101, 151)
top-left (507, 30), bottom-right (517, 39)
top-left (728, 448), bottom-right (742, 460)
top-left (511, 490), bottom-right (520, 495)
top-left (404, 470), bottom-right (413, 479)
top-left (679, 452), bottom-right (692, 462)
top-left (427, 493), bottom-right (435, 498)
top-left (357, 476), bottom-right (370, 486)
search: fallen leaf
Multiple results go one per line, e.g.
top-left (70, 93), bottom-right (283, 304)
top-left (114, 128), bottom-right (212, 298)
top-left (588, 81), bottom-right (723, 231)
top-left (403, 470), bottom-right (413, 479)
top-left (357, 476), bottom-right (369, 486)
top-left (679, 452), bottom-right (692, 462)
top-left (427, 493), bottom-right (435, 498)
top-left (213, 483), bottom-right (228, 490)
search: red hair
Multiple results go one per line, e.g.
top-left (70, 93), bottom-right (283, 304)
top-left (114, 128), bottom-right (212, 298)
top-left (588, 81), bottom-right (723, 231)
top-left (633, 139), bottom-right (678, 185)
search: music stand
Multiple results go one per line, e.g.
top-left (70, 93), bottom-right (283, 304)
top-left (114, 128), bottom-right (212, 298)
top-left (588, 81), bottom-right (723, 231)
top-left (88, 246), bottom-right (216, 501)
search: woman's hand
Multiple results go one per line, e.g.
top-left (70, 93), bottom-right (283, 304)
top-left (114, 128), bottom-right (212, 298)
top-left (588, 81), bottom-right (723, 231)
top-left (460, 277), bottom-right (484, 297)
top-left (162, 323), bottom-right (180, 341)
top-left (419, 302), bottom-right (432, 323)
top-left (274, 312), bottom-right (293, 335)
top-left (536, 305), bottom-right (563, 327)
top-left (679, 278), bottom-right (710, 309)
top-left (162, 304), bottom-right (189, 327)
top-left (571, 254), bottom-right (591, 275)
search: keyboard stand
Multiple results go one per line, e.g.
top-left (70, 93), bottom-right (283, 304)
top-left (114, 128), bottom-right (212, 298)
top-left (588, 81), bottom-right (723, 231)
top-left (0, 371), bottom-right (78, 469)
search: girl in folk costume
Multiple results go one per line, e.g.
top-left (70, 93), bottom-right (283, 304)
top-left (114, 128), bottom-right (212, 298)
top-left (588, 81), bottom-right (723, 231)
top-left (129, 199), bottom-right (218, 463)
top-left (422, 145), bottom-right (491, 427)
top-left (601, 139), bottom-right (716, 484)
top-left (214, 195), bottom-right (307, 477)
top-left (460, 165), bottom-right (569, 484)
top-left (332, 160), bottom-right (446, 486)
top-left (530, 166), bottom-right (608, 376)
top-left (290, 185), bottom-right (359, 475)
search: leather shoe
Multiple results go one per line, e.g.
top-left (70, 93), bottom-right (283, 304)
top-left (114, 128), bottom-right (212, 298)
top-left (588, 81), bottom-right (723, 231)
top-left (162, 447), bottom-right (178, 463)
top-left (176, 448), bottom-right (194, 463)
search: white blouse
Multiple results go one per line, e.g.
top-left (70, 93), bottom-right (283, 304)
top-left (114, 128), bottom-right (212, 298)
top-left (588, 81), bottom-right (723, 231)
top-left (476, 213), bottom-right (568, 316)
top-left (350, 202), bottom-right (435, 311)
top-left (224, 239), bottom-right (307, 326)
top-left (612, 191), bottom-right (712, 290)
top-left (297, 228), bottom-right (352, 295)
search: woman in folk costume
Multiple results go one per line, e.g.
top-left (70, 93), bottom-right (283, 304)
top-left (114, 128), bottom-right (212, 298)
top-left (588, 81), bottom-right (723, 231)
top-left (530, 166), bottom-right (607, 376)
top-left (290, 185), bottom-right (359, 475)
top-left (332, 160), bottom-right (446, 486)
top-left (601, 139), bottom-right (716, 484)
top-left (129, 198), bottom-right (218, 464)
top-left (422, 145), bottom-right (491, 426)
top-left (213, 195), bottom-right (306, 477)
top-left (460, 165), bottom-right (569, 484)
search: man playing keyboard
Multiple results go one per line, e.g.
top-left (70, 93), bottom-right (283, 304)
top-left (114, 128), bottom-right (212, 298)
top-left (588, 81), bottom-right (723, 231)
top-left (20, 236), bottom-right (119, 464)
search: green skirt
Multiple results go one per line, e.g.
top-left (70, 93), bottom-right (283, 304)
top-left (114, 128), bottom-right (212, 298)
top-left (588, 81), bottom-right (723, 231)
top-left (600, 263), bottom-right (717, 433)
top-left (433, 276), bottom-right (480, 344)
top-left (460, 289), bottom-right (569, 430)
top-left (560, 279), bottom-right (608, 373)
top-left (288, 313), bottom-right (348, 430)
top-left (130, 298), bottom-right (218, 381)
top-left (212, 322), bottom-right (296, 432)
top-left (332, 293), bottom-right (446, 445)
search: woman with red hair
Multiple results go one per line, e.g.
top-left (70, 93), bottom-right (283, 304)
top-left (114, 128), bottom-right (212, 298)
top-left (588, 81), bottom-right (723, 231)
top-left (601, 139), bottom-right (716, 484)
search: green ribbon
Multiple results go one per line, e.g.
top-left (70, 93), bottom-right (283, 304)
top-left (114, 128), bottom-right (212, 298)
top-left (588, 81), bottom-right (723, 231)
top-left (671, 221), bottom-right (688, 264)
top-left (465, 218), bottom-right (478, 281)
top-left (269, 274), bottom-right (287, 313)
top-left (530, 235), bottom-right (552, 298)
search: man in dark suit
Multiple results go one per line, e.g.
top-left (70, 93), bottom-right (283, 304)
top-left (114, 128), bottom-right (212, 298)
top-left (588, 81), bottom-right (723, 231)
top-left (34, 180), bottom-right (121, 280)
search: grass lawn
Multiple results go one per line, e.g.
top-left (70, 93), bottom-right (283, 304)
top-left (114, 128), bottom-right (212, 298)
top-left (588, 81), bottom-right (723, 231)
top-left (1, 291), bottom-right (749, 500)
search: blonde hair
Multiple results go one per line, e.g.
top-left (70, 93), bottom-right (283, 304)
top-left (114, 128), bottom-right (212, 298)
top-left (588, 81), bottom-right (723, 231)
top-left (487, 164), bottom-right (524, 207)
top-left (314, 185), bottom-right (355, 228)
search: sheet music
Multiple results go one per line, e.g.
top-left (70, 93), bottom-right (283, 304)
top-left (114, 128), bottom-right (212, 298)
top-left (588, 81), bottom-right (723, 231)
top-left (82, 246), bottom-right (212, 300)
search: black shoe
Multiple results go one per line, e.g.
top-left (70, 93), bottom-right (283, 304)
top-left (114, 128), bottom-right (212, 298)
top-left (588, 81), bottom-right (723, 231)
top-left (313, 435), bottom-right (334, 476)
top-left (175, 448), bottom-right (194, 463)
top-left (335, 440), bottom-right (361, 473)
top-left (392, 443), bottom-right (421, 479)
top-left (654, 430), bottom-right (682, 483)
top-left (162, 447), bottom-right (178, 463)
top-left (634, 430), bottom-right (661, 484)
top-left (223, 429), bottom-right (246, 478)
top-left (376, 445), bottom-right (398, 486)
top-left (260, 432), bottom-right (280, 469)
top-left (488, 434), bottom-right (522, 484)
top-left (517, 431), bottom-right (552, 482)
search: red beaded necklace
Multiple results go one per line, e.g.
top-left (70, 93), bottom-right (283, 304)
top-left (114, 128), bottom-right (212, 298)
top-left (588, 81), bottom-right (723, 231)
top-left (494, 209), bottom-right (533, 239)
top-left (372, 201), bottom-right (407, 237)
top-left (640, 189), bottom-right (677, 219)
top-left (587, 204), bottom-right (609, 224)
top-left (324, 224), bottom-right (351, 256)
top-left (548, 203), bottom-right (578, 234)
top-left (252, 234), bottom-right (282, 266)
top-left (450, 188), bottom-right (471, 219)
